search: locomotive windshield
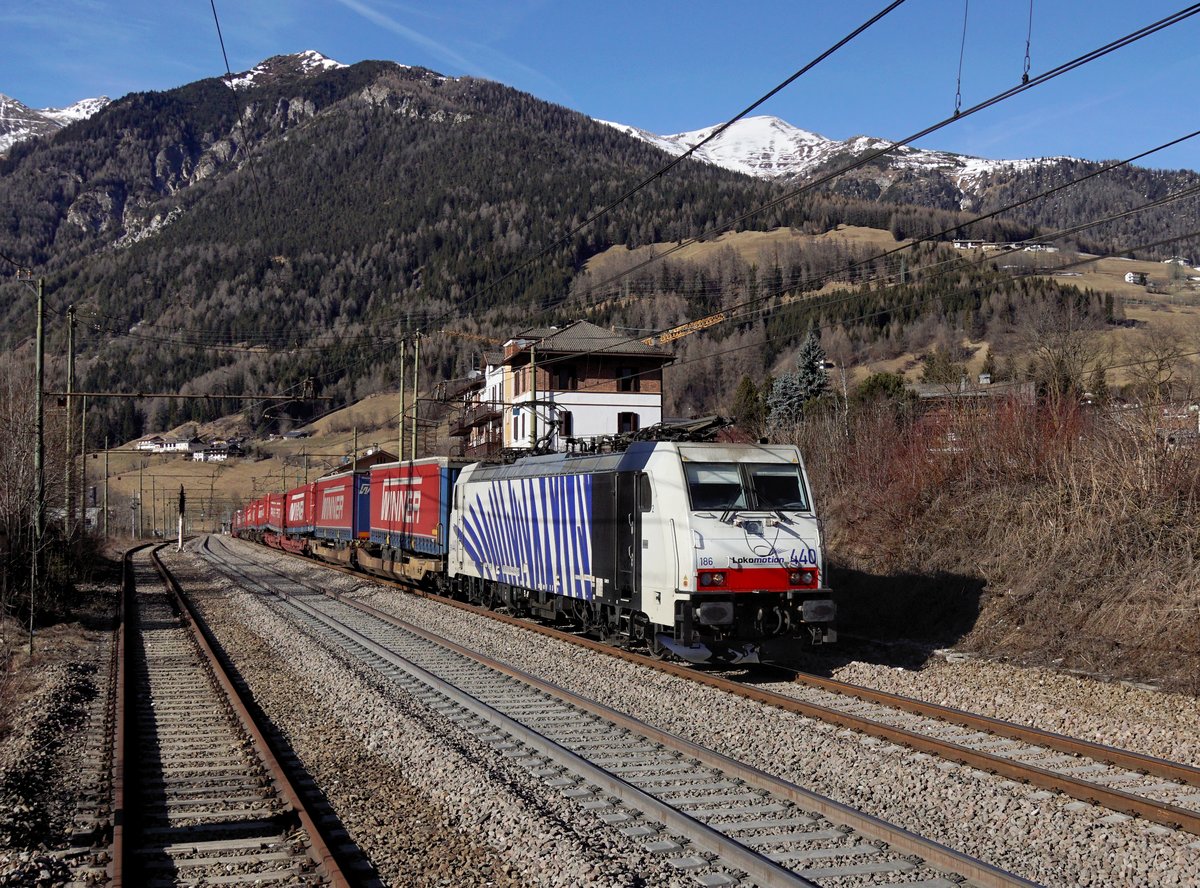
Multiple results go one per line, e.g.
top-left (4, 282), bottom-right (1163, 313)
top-left (684, 462), bottom-right (810, 512)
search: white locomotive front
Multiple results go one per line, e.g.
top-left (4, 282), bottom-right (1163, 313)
top-left (447, 441), bottom-right (834, 664)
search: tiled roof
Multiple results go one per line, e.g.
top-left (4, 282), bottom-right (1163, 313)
top-left (507, 320), bottom-right (672, 360)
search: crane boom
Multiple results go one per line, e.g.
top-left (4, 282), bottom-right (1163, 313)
top-left (641, 311), bottom-right (727, 347)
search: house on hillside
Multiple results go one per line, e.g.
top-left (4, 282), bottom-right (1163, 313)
top-left (907, 375), bottom-right (1037, 453)
top-left (322, 446), bottom-right (398, 477)
top-left (134, 433), bottom-right (207, 454)
top-left (449, 320), bottom-right (674, 457)
top-left (192, 441), bottom-right (242, 462)
top-left (165, 436), bottom-right (206, 454)
top-left (1125, 271), bottom-right (1149, 285)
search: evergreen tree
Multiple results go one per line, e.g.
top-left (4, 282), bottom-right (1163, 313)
top-left (921, 346), bottom-right (965, 385)
top-left (768, 329), bottom-right (828, 430)
top-left (1088, 366), bottom-right (1111, 405)
top-left (732, 374), bottom-right (766, 438)
top-left (766, 372), bottom-right (805, 431)
top-left (853, 372), bottom-right (910, 406)
top-left (794, 329), bottom-right (829, 402)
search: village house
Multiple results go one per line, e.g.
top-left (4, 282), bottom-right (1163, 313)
top-left (449, 320), bottom-right (673, 457)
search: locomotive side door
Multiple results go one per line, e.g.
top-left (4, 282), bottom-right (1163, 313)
top-left (615, 471), bottom-right (641, 598)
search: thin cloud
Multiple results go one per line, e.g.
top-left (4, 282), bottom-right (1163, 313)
top-left (330, 0), bottom-right (570, 102)
top-left (332, 0), bottom-right (487, 77)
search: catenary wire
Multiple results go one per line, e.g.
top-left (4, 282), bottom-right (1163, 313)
top-left (417, 1), bottom-right (911, 329)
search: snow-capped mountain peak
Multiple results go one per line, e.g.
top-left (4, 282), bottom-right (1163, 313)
top-left (0, 93), bottom-right (109, 155)
top-left (39, 96), bottom-right (111, 126)
top-left (599, 115), bottom-right (836, 177)
top-left (225, 50), bottom-right (347, 90)
top-left (601, 113), bottom-right (1074, 204)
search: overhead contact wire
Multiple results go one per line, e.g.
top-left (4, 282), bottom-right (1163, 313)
top-left (422, 0), bottom-right (911, 328)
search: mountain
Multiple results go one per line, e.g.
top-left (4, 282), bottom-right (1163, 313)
top-left (0, 94), bottom-right (110, 155)
top-left (0, 52), bottom-right (1196, 447)
top-left (225, 49), bottom-right (348, 90)
top-left (0, 51), bottom-right (801, 439)
top-left (0, 50), bottom-right (345, 157)
top-left (600, 114), bottom-right (1200, 249)
top-left (600, 114), bottom-right (1066, 206)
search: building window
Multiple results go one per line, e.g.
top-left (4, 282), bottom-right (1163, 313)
top-left (554, 365), bottom-right (578, 391)
top-left (617, 367), bottom-right (639, 392)
top-left (618, 412), bottom-right (640, 434)
top-left (559, 410), bottom-right (573, 437)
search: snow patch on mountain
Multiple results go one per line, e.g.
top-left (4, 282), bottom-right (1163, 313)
top-left (602, 114), bottom-right (1073, 195)
top-left (0, 92), bottom-right (109, 154)
top-left (227, 50), bottom-right (347, 90)
top-left (41, 96), bottom-right (111, 126)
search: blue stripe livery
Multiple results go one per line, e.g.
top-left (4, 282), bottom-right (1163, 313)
top-left (458, 474), bottom-right (594, 599)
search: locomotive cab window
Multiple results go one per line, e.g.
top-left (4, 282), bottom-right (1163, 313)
top-left (685, 461), bottom-right (809, 511)
top-left (685, 463), bottom-right (747, 510)
top-left (747, 463), bottom-right (809, 511)
top-left (638, 473), bottom-right (652, 512)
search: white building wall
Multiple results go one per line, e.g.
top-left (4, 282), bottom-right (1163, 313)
top-left (509, 391), bottom-right (661, 449)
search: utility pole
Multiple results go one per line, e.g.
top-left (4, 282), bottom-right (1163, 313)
top-left (411, 334), bottom-right (421, 460)
top-left (352, 426), bottom-right (358, 470)
top-left (103, 437), bottom-right (109, 538)
top-left (138, 460), bottom-right (144, 538)
top-left (79, 394), bottom-right (87, 533)
top-left (65, 304), bottom-right (75, 536)
top-left (177, 485), bottom-right (185, 551)
top-left (151, 477), bottom-right (157, 539)
top-left (398, 339), bottom-right (406, 463)
top-left (31, 277), bottom-right (44, 656)
top-left (530, 344), bottom-right (537, 449)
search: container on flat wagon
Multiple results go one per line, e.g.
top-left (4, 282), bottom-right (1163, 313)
top-left (368, 457), bottom-right (463, 555)
top-left (313, 471), bottom-right (371, 541)
top-left (285, 483), bottom-right (317, 535)
top-left (265, 493), bottom-right (286, 533)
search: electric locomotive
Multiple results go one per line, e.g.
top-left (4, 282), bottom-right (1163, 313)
top-left (447, 441), bottom-right (834, 664)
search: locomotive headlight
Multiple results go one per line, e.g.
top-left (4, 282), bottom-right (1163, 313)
top-left (698, 571), bottom-right (726, 587)
top-left (788, 569), bottom-right (816, 586)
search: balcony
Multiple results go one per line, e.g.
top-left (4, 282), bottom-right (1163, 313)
top-left (449, 400), bottom-right (502, 437)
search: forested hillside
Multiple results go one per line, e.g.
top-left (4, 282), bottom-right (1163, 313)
top-left (0, 54), bottom-right (1192, 445)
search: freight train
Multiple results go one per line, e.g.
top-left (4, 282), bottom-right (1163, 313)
top-left (232, 441), bottom-right (835, 664)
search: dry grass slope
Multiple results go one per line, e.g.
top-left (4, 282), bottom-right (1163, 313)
top-left (793, 400), bottom-right (1200, 692)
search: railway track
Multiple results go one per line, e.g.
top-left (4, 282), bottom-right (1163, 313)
top-left (196, 534), bottom-right (1034, 888)
top-left (258, 536), bottom-right (1200, 839)
top-left (112, 545), bottom-right (359, 887)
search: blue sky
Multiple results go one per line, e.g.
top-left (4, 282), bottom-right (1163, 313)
top-left (3, 1), bottom-right (1199, 171)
